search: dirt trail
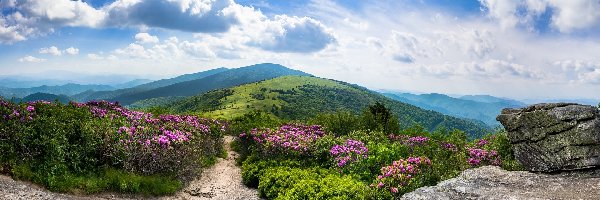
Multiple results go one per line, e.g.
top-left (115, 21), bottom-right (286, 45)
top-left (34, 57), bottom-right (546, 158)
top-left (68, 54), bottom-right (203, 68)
top-left (167, 135), bottom-right (260, 200)
top-left (0, 135), bottom-right (261, 200)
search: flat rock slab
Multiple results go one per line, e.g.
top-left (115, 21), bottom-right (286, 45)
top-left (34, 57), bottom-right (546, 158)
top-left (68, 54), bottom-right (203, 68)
top-left (402, 166), bottom-right (600, 200)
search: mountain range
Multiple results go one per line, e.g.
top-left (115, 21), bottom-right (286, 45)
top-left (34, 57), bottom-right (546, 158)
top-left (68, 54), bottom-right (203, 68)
top-left (1, 63), bottom-right (556, 137)
top-left (141, 75), bottom-right (491, 138)
top-left (383, 93), bottom-right (527, 127)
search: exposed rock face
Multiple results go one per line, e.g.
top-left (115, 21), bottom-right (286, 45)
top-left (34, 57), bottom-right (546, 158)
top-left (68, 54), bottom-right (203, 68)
top-left (496, 103), bottom-right (600, 172)
top-left (401, 166), bottom-right (600, 200)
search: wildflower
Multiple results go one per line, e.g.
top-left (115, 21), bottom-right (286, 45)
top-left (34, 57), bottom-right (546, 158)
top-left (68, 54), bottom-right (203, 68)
top-left (26, 105), bottom-right (34, 112)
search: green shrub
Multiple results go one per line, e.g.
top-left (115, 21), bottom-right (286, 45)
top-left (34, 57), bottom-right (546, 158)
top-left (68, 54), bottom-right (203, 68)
top-left (241, 157), bottom-right (305, 188)
top-left (308, 111), bottom-right (362, 137)
top-left (258, 166), bottom-right (367, 200)
top-left (281, 173), bottom-right (368, 200)
top-left (0, 100), bottom-right (224, 195)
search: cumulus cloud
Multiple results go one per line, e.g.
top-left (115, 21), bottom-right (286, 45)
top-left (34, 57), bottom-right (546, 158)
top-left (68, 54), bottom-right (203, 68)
top-left (135, 32), bottom-right (159, 44)
top-left (417, 59), bottom-right (543, 80)
top-left (65, 47), bottom-right (79, 55)
top-left (39, 46), bottom-right (79, 56)
top-left (1, 0), bottom-right (336, 53)
top-left (0, 0), bottom-right (106, 43)
top-left (554, 60), bottom-right (600, 83)
top-left (87, 53), bottom-right (104, 60)
top-left (39, 46), bottom-right (62, 56)
top-left (103, 0), bottom-right (239, 32)
top-left (248, 15), bottom-right (337, 53)
top-left (479, 0), bottom-right (600, 33)
top-left (18, 55), bottom-right (45, 62)
top-left (376, 29), bottom-right (495, 63)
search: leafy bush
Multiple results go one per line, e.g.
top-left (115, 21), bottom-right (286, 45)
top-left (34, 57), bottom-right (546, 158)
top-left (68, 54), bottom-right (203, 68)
top-left (258, 166), bottom-right (367, 199)
top-left (0, 99), bottom-right (226, 195)
top-left (237, 120), bottom-right (522, 198)
top-left (229, 110), bottom-right (282, 136)
top-left (309, 111), bottom-right (362, 137)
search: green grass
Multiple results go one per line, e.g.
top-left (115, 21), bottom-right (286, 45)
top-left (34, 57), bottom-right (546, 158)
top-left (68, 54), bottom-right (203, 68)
top-left (159, 75), bottom-right (490, 138)
top-left (196, 76), bottom-right (352, 119)
top-left (11, 165), bottom-right (181, 196)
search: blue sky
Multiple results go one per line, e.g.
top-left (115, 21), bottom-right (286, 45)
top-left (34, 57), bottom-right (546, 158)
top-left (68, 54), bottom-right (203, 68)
top-left (1, 0), bottom-right (600, 99)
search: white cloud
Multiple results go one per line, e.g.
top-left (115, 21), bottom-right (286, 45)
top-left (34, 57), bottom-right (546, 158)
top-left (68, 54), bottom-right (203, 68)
top-left (87, 53), bottom-right (104, 60)
top-left (479, 0), bottom-right (600, 33)
top-left (39, 46), bottom-right (62, 56)
top-left (39, 46), bottom-right (79, 56)
top-left (547, 0), bottom-right (600, 33)
top-left (554, 60), bottom-right (600, 83)
top-left (247, 15), bottom-right (337, 53)
top-left (18, 55), bottom-right (45, 62)
top-left (479, 0), bottom-right (520, 29)
top-left (134, 32), bottom-right (159, 44)
top-left (103, 0), bottom-right (238, 32)
top-left (0, 0), bottom-right (106, 43)
top-left (1, 0), bottom-right (336, 53)
top-left (65, 47), bottom-right (79, 55)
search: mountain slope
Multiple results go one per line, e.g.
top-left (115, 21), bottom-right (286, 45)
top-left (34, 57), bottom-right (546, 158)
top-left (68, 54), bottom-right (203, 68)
top-left (112, 63), bottom-right (311, 105)
top-left (0, 84), bottom-right (116, 98)
top-left (73, 67), bottom-right (230, 102)
top-left (383, 93), bottom-right (526, 126)
top-left (460, 95), bottom-right (526, 107)
top-left (22, 92), bottom-right (72, 104)
top-left (157, 76), bottom-right (490, 138)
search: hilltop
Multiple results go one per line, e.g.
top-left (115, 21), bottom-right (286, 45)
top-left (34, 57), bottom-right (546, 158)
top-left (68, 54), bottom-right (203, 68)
top-left (152, 76), bottom-right (490, 138)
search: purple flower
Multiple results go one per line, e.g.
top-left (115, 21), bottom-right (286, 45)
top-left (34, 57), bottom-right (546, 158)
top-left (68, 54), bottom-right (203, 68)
top-left (26, 105), bottom-right (35, 112)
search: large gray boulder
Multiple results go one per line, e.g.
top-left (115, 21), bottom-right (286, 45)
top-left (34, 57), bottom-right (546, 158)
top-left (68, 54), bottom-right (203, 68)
top-left (497, 103), bottom-right (600, 172)
top-left (401, 166), bottom-right (600, 200)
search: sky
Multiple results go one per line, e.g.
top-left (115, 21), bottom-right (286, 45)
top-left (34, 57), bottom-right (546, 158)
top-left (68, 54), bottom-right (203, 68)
top-left (1, 0), bottom-right (600, 99)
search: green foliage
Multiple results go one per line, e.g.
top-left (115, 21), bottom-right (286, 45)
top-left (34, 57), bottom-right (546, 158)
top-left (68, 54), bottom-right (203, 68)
top-left (362, 102), bottom-right (400, 134)
top-left (22, 92), bottom-right (72, 104)
top-left (12, 166), bottom-right (181, 195)
top-left (236, 120), bottom-right (520, 199)
top-left (161, 76), bottom-right (490, 138)
top-left (112, 63), bottom-right (310, 105)
top-left (229, 110), bottom-right (282, 136)
top-left (258, 166), bottom-right (367, 200)
top-left (309, 111), bottom-right (362, 137)
top-left (478, 131), bottom-right (524, 171)
top-left (0, 100), bottom-right (224, 196)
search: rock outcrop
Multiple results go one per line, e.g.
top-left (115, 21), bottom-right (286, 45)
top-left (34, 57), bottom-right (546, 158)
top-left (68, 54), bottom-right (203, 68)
top-left (401, 166), bottom-right (600, 200)
top-left (496, 103), bottom-right (600, 172)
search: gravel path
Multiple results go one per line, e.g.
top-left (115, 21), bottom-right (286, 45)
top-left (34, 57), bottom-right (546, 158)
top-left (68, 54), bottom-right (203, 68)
top-left (0, 136), bottom-right (261, 200)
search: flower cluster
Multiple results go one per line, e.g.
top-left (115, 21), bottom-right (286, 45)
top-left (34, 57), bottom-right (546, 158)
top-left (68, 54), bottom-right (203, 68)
top-left (476, 139), bottom-right (489, 147)
top-left (388, 134), bottom-right (429, 146)
top-left (467, 148), bottom-right (501, 166)
top-left (330, 139), bottom-right (368, 167)
top-left (1, 100), bottom-right (40, 122)
top-left (407, 136), bottom-right (429, 146)
top-left (388, 134), bottom-right (409, 142)
top-left (441, 142), bottom-right (458, 152)
top-left (240, 124), bottom-right (325, 155)
top-left (69, 100), bottom-right (228, 177)
top-left (373, 156), bottom-right (432, 194)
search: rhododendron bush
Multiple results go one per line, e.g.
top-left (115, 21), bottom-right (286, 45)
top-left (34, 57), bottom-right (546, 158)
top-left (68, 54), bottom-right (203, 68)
top-left (237, 123), bottom-right (520, 199)
top-left (0, 99), bottom-right (227, 193)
